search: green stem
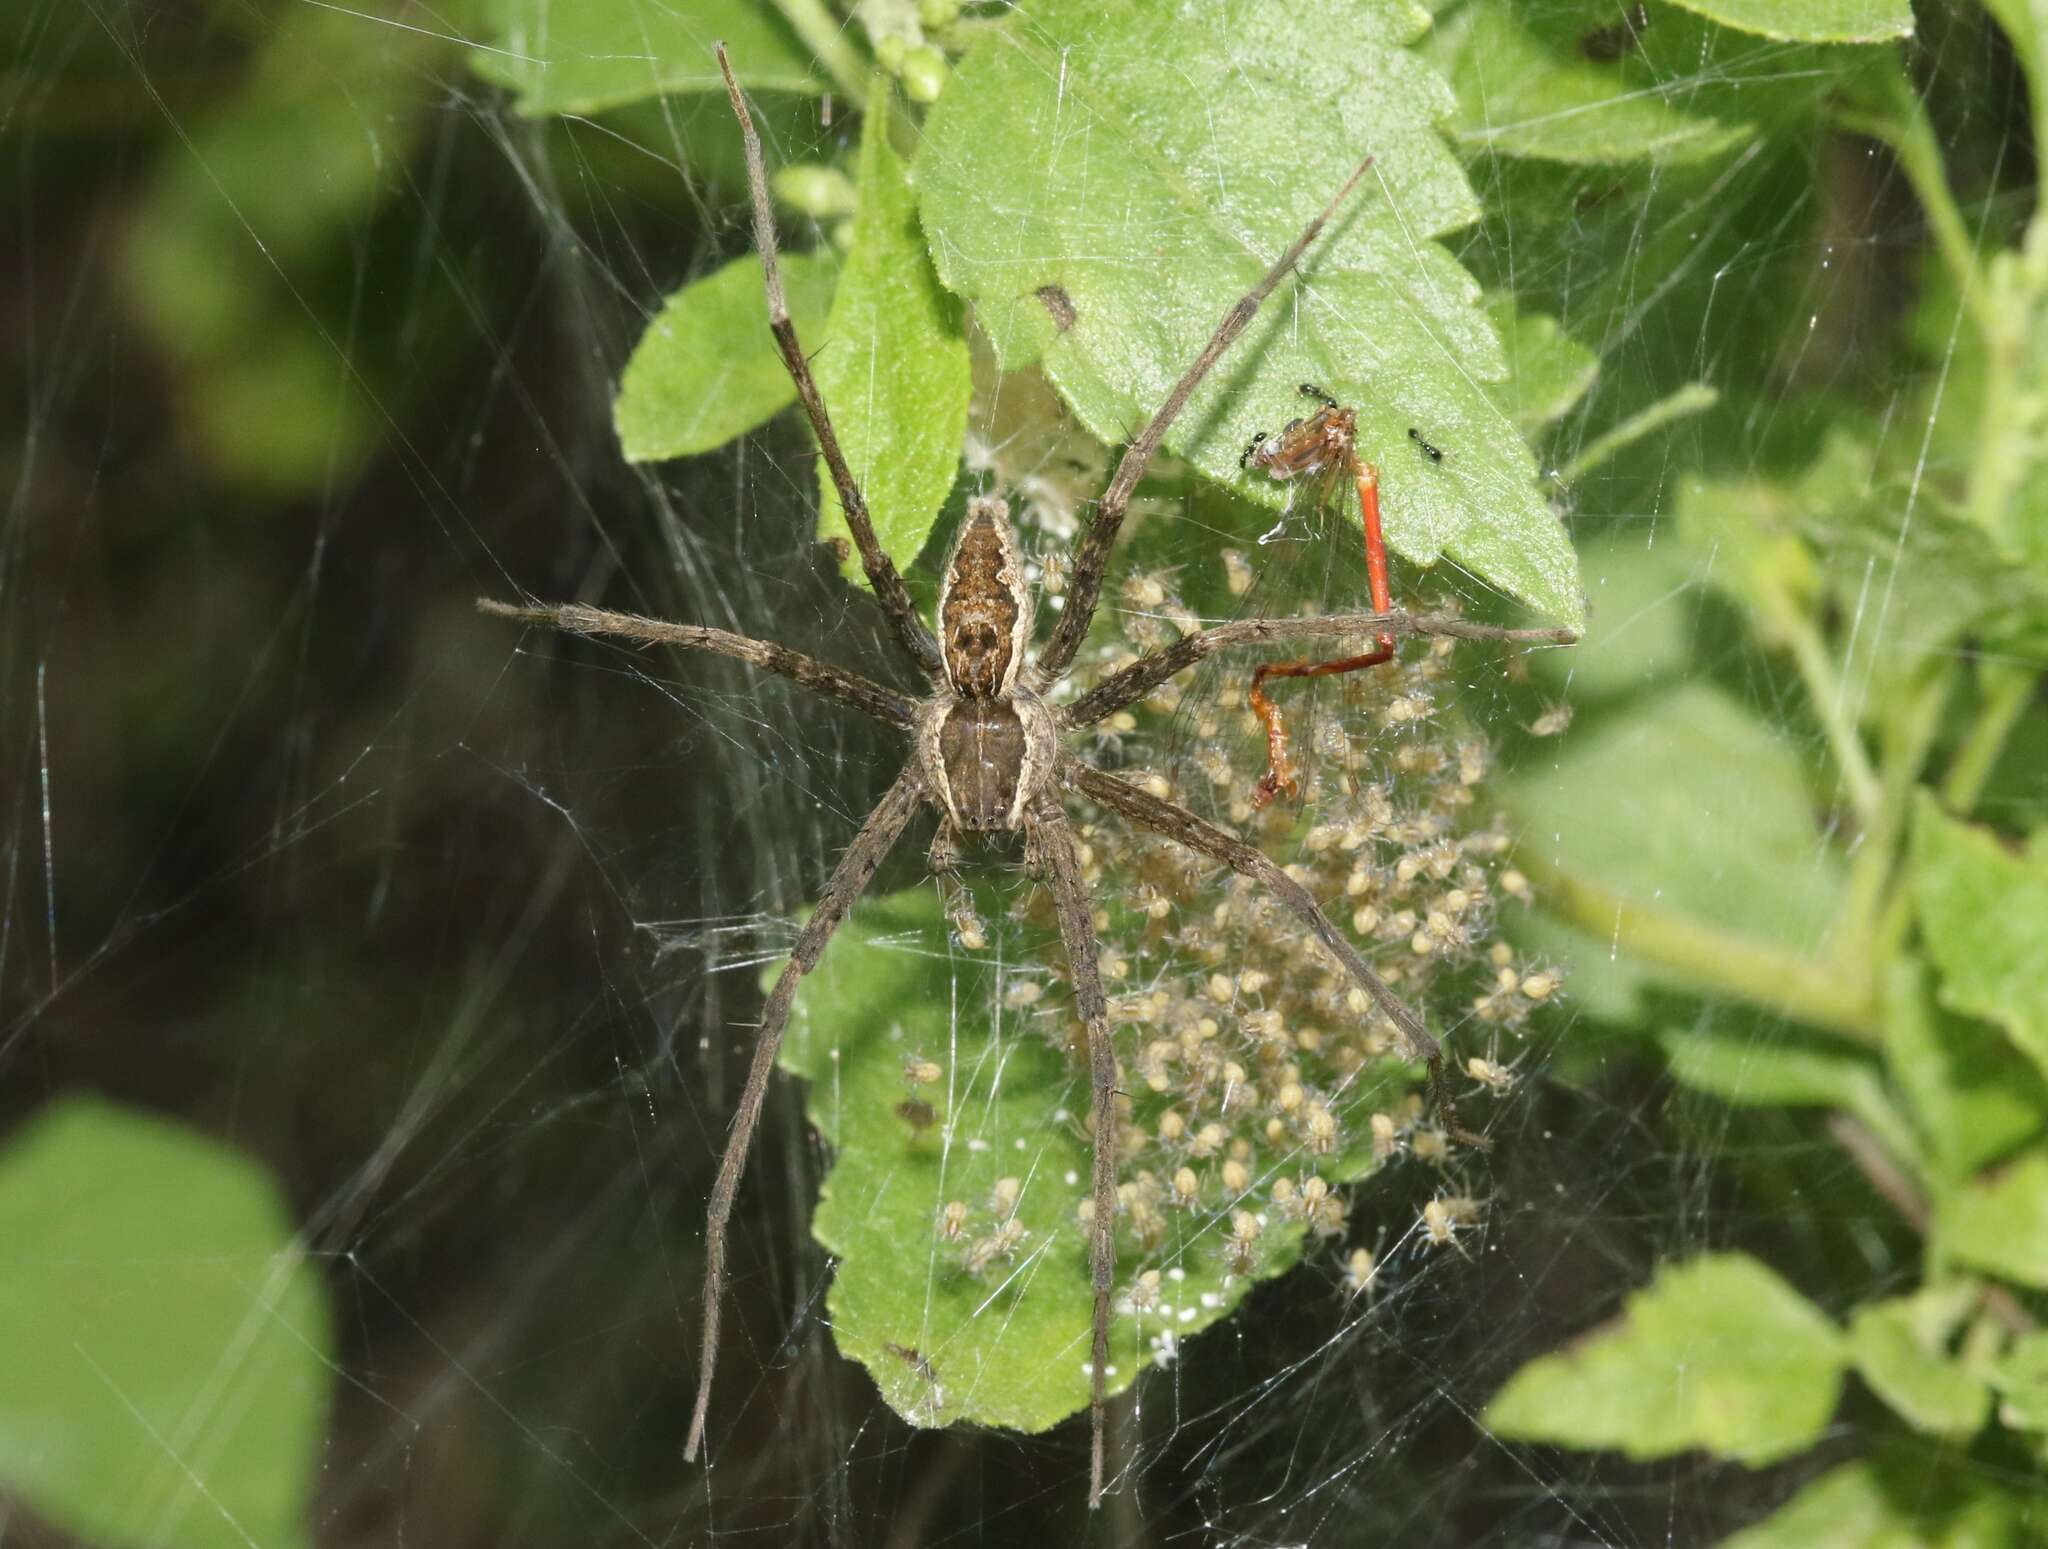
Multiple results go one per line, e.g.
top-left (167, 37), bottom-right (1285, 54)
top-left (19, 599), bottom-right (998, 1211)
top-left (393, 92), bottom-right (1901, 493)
top-left (771, 0), bottom-right (871, 102)
top-left (1941, 661), bottom-right (2038, 815)
top-left (1837, 664), bottom-right (1953, 963)
top-left (1515, 853), bottom-right (1883, 1044)
top-left (1557, 383), bottom-right (1718, 484)
top-left (1774, 599), bottom-right (1883, 828)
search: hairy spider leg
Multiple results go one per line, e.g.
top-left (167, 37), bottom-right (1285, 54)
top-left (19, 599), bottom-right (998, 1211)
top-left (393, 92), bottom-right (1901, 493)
top-left (1242, 387), bottom-right (1398, 806)
top-left (686, 769), bottom-right (924, 1462)
top-left (1029, 798), bottom-right (1120, 1504)
top-left (719, 48), bottom-right (945, 687)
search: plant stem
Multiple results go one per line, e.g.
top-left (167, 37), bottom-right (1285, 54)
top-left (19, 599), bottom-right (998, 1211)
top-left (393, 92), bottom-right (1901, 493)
top-left (1837, 663), bottom-right (1953, 964)
top-left (771, 0), bottom-right (871, 102)
top-left (1514, 853), bottom-right (1882, 1043)
top-left (1556, 383), bottom-right (1718, 484)
top-left (1776, 601), bottom-right (1883, 828)
top-left (1941, 661), bottom-right (2037, 815)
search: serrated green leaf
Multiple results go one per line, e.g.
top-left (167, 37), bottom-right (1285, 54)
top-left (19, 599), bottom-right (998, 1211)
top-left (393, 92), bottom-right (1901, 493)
top-left (813, 78), bottom-right (971, 578)
top-left (1485, 1252), bottom-right (1845, 1463)
top-left (1431, 3), bottom-right (1756, 166)
top-left (1719, 1460), bottom-right (2024, 1549)
top-left (616, 250), bottom-right (839, 462)
top-left (1659, 1030), bottom-right (1917, 1165)
top-left (916, 0), bottom-right (1583, 626)
top-left (1937, 1148), bottom-right (2048, 1290)
top-left (469, 0), bottom-right (820, 117)
top-left (776, 890), bottom-right (1391, 1433)
top-left (1912, 795), bottom-right (2048, 1083)
top-left (1847, 1291), bottom-right (1992, 1439)
top-left (1666, 0), bottom-right (1914, 44)
top-left (1485, 300), bottom-right (1599, 429)
top-left (1883, 960), bottom-right (2044, 1186)
top-left (1505, 684), bottom-right (1845, 1013)
top-left (1988, 1329), bottom-right (2048, 1432)
top-left (0, 1097), bottom-right (332, 1549)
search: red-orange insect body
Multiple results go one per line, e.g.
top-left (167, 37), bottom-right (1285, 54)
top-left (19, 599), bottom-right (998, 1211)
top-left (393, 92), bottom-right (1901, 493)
top-left (1238, 387), bottom-right (1396, 807)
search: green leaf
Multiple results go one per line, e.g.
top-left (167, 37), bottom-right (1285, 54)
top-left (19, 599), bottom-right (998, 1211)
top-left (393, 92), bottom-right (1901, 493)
top-left (916, 0), bottom-right (1584, 626)
top-left (616, 250), bottom-right (839, 462)
top-left (1938, 1148), bottom-right (2048, 1291)
top-left (1719, 1460), bottom-right (2025, 1549)
top-left (0, 1097), bottom-right (332, 1549)
top-left (1660, 1030), bottom-right (1917, 1166)
top-left (1665, 0), bottom-right (1914, 44)
top-left (813, 78), bottom-right (972, 578)
top-left (1988, 1329), bottom-right (2048, 1432)
top-left (1912, 794), bottom-right (2048, 1083)
top-left (777, 890), bottom-right (1398, 1433)
top-left (1883, 960), bottom-right (2044, 1186)
top-left (469, 0), bottom-right (821, 117)
top-left (1505, 684), bottom-right (1845, 1013)
top-left (1485, 1252), bottom-right (1845, 1463)
top-left (1485, 300), bottom-right (1599, 430)
top-left (1847, 1289), bottom-right (1992, 1439)
top-left (1431, 3), bottom-right (1756, 166)
top-left (1801, 475), bottom-right (2048, 691)
top-left (1528, 534), bottom-right (1699, 700)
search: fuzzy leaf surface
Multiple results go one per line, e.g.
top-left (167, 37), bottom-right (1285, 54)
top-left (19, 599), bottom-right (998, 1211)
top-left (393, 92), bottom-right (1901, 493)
top-left (1912, 795), bottom-right (2048, 1083)
top-left (1667, 0), bottom-right (1914, 43)
top-left (471, 0), bottom-right (819, 116)
top-left (1659, 1031), bottom-right (1915, 1164)
top-left (0, 1097), bottom-right (332, 1549)
top-left (1485, 1251), bottom-right (1845, 1462)
top-left (616, 250), bottom-right (839, 462)
top-left (1431, 3), bottom-right (1756, 165)
top-left (1506, 683), bottom-right (1845, 1008)
top-left (1847, 1291), bottom-right (1992, 1439)
top-left (1719, 1460), bottom-right (2025, 1549)
top-left (916, 0), bottom-right (1583, 625)
top-left (1938, 1148), bottom-right (2048, 1290)
top-left (1884, 961), bottom-right (2044, 1185)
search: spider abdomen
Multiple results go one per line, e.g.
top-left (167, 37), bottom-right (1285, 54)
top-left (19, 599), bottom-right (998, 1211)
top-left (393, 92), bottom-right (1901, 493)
top-left (922, 690), bottom-right (1056, 832)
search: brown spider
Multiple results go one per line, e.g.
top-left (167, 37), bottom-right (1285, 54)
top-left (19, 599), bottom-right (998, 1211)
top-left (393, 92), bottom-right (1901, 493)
top-left (480, 46), bottom-right (1573, 1509)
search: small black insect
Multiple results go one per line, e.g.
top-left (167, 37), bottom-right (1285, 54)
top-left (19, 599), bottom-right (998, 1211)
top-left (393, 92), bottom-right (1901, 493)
top-left (1408, 427), bottom-right (1444, 463)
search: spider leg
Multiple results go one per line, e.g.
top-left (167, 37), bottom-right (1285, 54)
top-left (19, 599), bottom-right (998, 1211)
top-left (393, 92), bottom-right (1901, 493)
top-left (717, 46), bottom-right (946, 687)
top-left (476, 599), bottom-right (917, 727)
top-left (685, 766), bottom-right (927, 1462)
top-left (1028, 797), bottom-right (1121, 1510)
top-left (1031, 154), bottom-right (1378, 688)
top-left (1063, 612), bottom-right (1576, 729)
top-left (1062, 760), bottom-right (1487, 1150)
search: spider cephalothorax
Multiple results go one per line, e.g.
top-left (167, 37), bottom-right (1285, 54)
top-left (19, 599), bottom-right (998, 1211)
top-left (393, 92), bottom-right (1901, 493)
top-left (481, 44), bottom-right (1572, 1511)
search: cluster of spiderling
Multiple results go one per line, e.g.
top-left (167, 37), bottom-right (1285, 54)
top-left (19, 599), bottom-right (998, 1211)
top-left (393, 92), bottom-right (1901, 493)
top-left (931, 538), bottom-right (1563, 1301)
